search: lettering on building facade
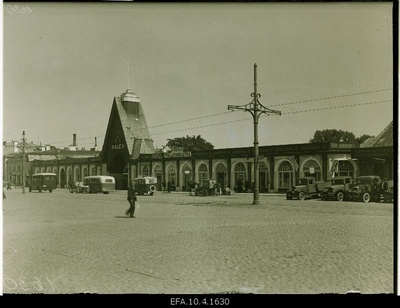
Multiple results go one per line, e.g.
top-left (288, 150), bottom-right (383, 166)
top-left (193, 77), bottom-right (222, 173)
top-left (111, 144), bottom-right (125, 150)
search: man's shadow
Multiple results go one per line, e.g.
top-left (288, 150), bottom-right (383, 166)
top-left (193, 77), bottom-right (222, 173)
top-left (114, 216), bottom-right (132, 219)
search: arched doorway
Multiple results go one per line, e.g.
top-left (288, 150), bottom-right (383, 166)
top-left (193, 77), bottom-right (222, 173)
top-left (154, 164), bottom-right (162, 191)
top-left (302, 159), bottom-right (322, 181)
top-left (234, 162), bottom-right (246, 193)
top-left (278, 161), bottom-right (294, 192)
top-left (197, 163), bottom-right (209, 182)
top-left (167, 164), bottom-right (176, 191)
top-left (259, 162), bottom-right (269, 192)
top-left (181, 163), bottom-right (192, 191)
top-left (215, 163), bottom-right (227, 189)
top-left (60, 168), bottom-right (66, 188)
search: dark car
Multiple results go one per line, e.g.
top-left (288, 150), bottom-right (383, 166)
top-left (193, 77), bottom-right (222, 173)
top-left (350, 175), bottom-right (381, 203)
top-left (321, 176), bottom-right (354, 201)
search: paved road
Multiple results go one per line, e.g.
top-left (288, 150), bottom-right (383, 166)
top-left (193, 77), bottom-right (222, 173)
top-left (2, 188), bottom-right (394, 294)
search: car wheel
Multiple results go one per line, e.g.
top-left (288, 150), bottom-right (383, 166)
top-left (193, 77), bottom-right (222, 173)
top-left (49, 189), bottom-right (53, 193)
top-left (337, 192), bottom-right (344, 202)
top-left (362, 192), bottom-right (371, 203)
top-left (298, 192), bottom-right (306, 201)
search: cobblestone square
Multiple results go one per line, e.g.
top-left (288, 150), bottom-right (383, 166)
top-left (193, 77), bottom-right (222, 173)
top-left (2, 189), bottom-right (394, 294)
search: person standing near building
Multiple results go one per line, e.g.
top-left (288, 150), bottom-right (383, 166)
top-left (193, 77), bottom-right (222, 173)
top-left (382, 178), bottom-right (389, 193)
top-left (126, 181), bottom-right (137, 218)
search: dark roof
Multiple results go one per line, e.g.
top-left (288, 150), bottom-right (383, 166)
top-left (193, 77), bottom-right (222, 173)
top-left (114, 96), bottom-right (155, 155)
top-left (360, 122), bottom-right (393, 148)
top-left (26, 148), bottom-right (100, 161)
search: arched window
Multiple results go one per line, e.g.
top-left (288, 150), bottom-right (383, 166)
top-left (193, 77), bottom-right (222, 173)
top-left (90, 166), bottom-right (95, 176)
top-left (167, 164), bottom-right (176, 185)
top-left (35, 167), bottom-right (40, 174)
top-left (46, 167), bottom-right (52, 173)
top-left (303, 159), bottom-right (322, 181)
top-left (234, 162), bottom-right (246, 190)
top-left (74, 167), bottom-right (81, 182)
top-left (154, 165), bottom-right (162, 175)
top-left (142, 165), bottom-right (150, 177)
top-left (337, 161), bottom-right (354, 178)
top-left (67, 167), bottom-right (73, 182)
top-left (82, 167), bottom-right (88, 178)
top-left (41, 167), bottom-right (45, 173)
top-left (278, 161), bottom-right (294, 190)
top-left (198, 163), bottom-right (209, 181)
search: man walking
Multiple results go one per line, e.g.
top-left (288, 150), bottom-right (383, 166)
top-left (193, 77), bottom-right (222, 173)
top-left (126, 181), bottom-right (137, 218)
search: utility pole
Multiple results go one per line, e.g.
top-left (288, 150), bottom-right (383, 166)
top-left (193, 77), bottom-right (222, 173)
top-left (228, 63), bottom-right (281, 205)
top-left (17, 131), bottom-right (29, 194)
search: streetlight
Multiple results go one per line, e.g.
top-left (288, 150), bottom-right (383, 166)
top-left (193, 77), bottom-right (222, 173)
top-left (228, 64), bottom-right (281, 205)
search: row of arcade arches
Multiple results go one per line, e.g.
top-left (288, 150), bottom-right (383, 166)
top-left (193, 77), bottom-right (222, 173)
top-left (137, 158), bottom-right (356, 192)
top-left (34, 165), bottom-right (101, 188)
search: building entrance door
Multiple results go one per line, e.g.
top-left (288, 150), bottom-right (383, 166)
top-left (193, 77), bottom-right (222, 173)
top-left (216, 172), bottom-right (225, 188)
top-left (156, 175), bottom-right (162, 191)
top-left (259, 171), bottom-right (266, 192)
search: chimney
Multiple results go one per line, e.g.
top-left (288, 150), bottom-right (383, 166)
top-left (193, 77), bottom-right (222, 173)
top-left (69, 133), bottom-right (77, 151)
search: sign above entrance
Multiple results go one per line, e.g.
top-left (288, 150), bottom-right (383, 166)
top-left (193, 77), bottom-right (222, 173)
top-left (111, 136), bottom-right (126, 150)
top-left (111, 144), bottom-right (125, 150)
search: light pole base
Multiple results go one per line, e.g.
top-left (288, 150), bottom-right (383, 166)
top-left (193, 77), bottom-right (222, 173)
top-left (252, 199), bottom-right (260, 205)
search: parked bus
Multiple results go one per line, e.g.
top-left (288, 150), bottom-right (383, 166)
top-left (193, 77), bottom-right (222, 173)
top-left (133, 177), bottom-right (157, 195)
top-left (29, 173), bottom-right (57, 193)
top-left (83, 175), bottom-right (115, 194)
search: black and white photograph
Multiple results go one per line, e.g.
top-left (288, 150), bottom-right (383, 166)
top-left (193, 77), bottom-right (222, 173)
top-left (1, 1), bottom-right (396, 297)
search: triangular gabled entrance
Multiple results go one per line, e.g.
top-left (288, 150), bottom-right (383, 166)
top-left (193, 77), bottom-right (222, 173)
top-left (101, 89), bottom-right (155, 189)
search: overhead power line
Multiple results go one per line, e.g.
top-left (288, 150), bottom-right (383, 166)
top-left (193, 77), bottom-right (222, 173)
top-left (151, 99), bottom-right (392, 136)
top-left (148, 88), bottom-right (392, 129)
top-left (42, 88), bottom-right (393, 145)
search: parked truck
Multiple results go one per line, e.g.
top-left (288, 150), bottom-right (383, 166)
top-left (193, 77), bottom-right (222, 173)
top-left (286, 177), bottom-right (331, 201)
top-left (350, 175), bottom-right (381, 203)
top-left (320, 176), bottom-right (354, 201)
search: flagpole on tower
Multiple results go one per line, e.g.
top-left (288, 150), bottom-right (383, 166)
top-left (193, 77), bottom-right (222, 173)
top-left (127, 61), bottom-right (130, 90)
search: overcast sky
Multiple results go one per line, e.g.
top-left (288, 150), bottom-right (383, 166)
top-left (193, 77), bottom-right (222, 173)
top-left (2, 2), bottom-right (393, 151)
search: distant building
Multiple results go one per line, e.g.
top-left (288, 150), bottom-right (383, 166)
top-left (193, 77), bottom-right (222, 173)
top-left (352, 121), bottom-right (394, 180)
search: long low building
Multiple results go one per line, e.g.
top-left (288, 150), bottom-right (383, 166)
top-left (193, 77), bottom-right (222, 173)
top-left (3, 89), bottom-right (393, 192)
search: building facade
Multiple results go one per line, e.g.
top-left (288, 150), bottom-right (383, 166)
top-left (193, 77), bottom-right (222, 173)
top-left (3, 90), bottom-right (393, 192)
top-left (130, 142), bottom-right (359, 192)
